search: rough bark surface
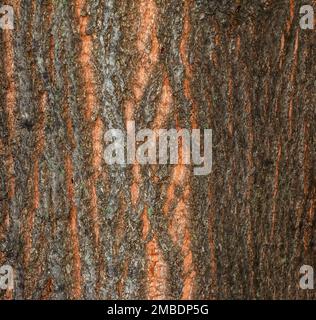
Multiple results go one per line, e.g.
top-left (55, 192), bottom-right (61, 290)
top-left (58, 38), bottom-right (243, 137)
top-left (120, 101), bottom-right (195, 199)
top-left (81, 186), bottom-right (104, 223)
top-left (0, 0), bottom-right (315, 299)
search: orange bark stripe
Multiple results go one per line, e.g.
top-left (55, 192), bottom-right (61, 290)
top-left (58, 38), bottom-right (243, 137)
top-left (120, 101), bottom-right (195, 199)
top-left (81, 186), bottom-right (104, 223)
top-left (145, 73), bottom-right (174, 299)
top-left (75, 2), bottom-right (102, 294)
top-left (146, 237), bottom-right (168, 300)
top-left (153, 74), bottom-right (173, 129)
top-left (3, 29), bottom-right (16, 201)
top-left (180, 0), bottom-right (198, 128)
top-left (75, 0), bottom-right (96, 120)
top-left (65, 154), bottom-right (82, 299)
top-left (125, 0), bottom-right (159, 123)
top-left (288, 29), bottom-right (299, 138)
top-left (163, 132), bottom-right (195, 298)
top-left (270, 140), bottom-right (282, 240)
top-left (124, 0), bottom-right (159, 209)
top-left (142, 207), bottom-right (150, 241)
top-left (286, 0), bottom-right (295, 33)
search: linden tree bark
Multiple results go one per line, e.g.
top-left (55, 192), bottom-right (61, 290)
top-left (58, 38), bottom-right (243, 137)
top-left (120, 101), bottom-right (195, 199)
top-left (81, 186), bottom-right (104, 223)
top-left (0, 0), bottom-right (315, 300)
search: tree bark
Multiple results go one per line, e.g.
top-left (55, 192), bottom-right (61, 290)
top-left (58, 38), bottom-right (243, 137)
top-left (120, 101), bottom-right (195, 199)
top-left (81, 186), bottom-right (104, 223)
top-left (0, 0), bottom-right (315, 300)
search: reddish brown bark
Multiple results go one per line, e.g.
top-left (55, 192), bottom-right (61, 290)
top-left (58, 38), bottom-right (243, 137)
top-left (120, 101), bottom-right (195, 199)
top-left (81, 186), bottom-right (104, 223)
top-left (0, 0), bottom-right (315, 300)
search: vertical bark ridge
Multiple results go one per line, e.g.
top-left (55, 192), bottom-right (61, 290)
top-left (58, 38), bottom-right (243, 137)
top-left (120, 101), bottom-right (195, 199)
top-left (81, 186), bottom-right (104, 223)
top-left (0, 1), bottom-right (18, 300)
top-left (65, 153), bottom-right (82, 299)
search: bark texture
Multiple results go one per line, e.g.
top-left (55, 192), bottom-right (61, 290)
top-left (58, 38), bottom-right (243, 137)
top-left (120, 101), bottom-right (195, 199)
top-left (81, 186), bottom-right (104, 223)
top-left (0, 0), bottom-right (315, 299)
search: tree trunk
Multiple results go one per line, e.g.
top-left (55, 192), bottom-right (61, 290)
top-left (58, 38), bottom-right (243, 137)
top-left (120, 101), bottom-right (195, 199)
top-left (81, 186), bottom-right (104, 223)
top-left (0, 0), bottom-right (315, 300)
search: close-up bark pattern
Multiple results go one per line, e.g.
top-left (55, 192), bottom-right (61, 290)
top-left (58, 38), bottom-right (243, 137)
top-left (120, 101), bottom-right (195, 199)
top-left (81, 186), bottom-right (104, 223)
top-left (0, 0), bottom-right (315, 300)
